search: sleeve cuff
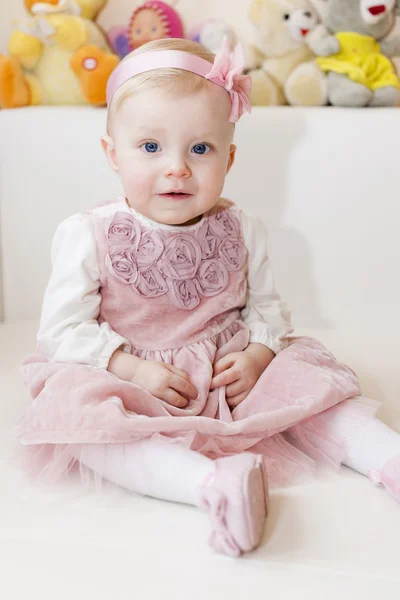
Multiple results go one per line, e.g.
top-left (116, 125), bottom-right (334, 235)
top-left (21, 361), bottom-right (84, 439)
top-left (96, 335), bottom-right (132, 370)
top-left (248, 330), bottom-right (289, 355)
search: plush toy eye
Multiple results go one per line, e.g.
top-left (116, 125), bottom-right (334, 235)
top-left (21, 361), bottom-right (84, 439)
top-left (304, 11), bottom-right (312, 18)
top-left (283, 14), bottom-right (290, 21)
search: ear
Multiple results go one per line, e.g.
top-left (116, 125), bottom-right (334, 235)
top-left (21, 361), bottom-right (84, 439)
top-left (101, 135), bottom-right (119, 172)
top-left (249, 0), bottom-right (263, 25)
top-left (226, 144), bottom-right (236, 174)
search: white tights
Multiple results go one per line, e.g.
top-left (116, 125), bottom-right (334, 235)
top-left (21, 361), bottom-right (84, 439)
top-left (70, 404), bottom-right (400, 505)
top-left (324, 402), bottom-right (400, 476)
top-left (70, 439), bottom-right (214, 505)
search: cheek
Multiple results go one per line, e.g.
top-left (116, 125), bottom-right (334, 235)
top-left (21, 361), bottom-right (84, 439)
top-left (195, 163), bottom-right (225, 198)
top-left (119, 157), bottom-right (156, 194)
top-left (202, 157), bottom-right (228, 185)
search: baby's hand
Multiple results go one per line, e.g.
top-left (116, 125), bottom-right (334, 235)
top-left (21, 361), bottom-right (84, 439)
top-left (131, 360), bottom-right (198, 408)
top-left (211, 343), bottom-right (275, 407)
top-left (108, 349), bottom-right (198, 408)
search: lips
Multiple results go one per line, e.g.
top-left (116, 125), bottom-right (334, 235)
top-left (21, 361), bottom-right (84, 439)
top-left (368, 5), bottom-right (386, 15)
top-left (162, 191), bottom-right (190, 195)
top-left (160, 192), bottom-right (192, 200)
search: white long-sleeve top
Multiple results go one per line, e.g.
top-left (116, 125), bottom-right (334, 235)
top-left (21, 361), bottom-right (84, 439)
top-left (38, 203), bottom-right (293, 368)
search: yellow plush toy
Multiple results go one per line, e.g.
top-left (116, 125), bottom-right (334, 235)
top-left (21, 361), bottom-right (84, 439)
top-left (0, 0), bottom-right (119, 108)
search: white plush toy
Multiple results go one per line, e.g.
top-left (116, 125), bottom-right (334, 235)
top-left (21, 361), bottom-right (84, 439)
top-left (248, 0), bottom-right (328, 106)
top-left (187, 18), bottom-right (236, 54)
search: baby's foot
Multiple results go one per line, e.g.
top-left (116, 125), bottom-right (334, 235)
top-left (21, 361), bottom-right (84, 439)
top-left (70, 45), bottom-right (119, 106)
top-left (198, 453), bottom-right (269, 557)
top-left (369, 455), bottom-right (400, 502)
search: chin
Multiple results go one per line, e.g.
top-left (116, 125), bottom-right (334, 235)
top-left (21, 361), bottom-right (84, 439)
top-left (159, 209), bottom-right (198, 224)
top-left (172, 215), bottom-right (202, 227)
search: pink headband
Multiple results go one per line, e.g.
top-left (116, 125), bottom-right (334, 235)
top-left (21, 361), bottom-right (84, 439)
top-left (106, 37), bottom-right (252, 123)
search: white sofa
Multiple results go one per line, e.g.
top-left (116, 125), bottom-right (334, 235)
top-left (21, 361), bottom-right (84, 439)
top-left (1, 106), bottom-right (399, 599)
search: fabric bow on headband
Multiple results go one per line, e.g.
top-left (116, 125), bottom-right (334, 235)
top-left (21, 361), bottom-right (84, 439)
top-left (205, 37), bottom-right (252, 123)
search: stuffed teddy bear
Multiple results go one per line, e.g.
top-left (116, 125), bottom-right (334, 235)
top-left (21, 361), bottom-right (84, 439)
top-left (107, 1), bottom-right (184, 59)
top-left (307, 0), bottom-right (400, 106)
top-left (247, 0), bottom-right (328, 106)
top-left (0, 0), bottom-right (118, 108)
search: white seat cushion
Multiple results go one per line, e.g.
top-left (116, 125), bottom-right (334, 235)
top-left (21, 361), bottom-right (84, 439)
top-left (1, 321), bottom-right (400, 599)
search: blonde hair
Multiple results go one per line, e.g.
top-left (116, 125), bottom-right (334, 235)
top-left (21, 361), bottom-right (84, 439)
top-left (107, 38), bottom-right (216, 130)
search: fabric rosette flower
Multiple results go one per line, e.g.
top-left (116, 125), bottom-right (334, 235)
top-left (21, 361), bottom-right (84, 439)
top-left (105, 246), bottom-right (138, 284)
top-left (196, 220), bottom-right (219, 259)
top-left (208, 210), bottom-right (240, 239)
top-left (167, 278), bottom-right (201, 310)
top-left (106, 212), bottom-right (141, 249)
top-left (136, 230), bottom-right (164, 268)
top-left (132, 267), bottom-right (168, 298)
top-left (158, 235), bottom-right (201, 279)
top-left (195, 259), bottom-right (229, 297)
top-left (219, 238), bottom-right (247, 271)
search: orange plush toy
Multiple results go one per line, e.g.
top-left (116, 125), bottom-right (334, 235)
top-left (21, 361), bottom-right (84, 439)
top-left (0, 0), bottom-right (118, 108)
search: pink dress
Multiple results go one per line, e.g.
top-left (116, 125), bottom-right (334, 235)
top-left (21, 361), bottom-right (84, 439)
top-left (16, 199), bottom-right (362, 486)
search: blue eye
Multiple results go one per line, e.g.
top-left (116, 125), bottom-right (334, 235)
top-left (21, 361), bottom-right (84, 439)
top-left (143, 142), bottom-right (160, 153)
top-left (151, 26), bottom-right (157, 32)
top-left (136, 29), bottom-right (141, 35)
top-left (192, 143), bottom-right (211, 155)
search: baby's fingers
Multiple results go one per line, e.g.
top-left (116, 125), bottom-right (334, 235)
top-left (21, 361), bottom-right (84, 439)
top-left (170, 373), bottom-right (198, 400)
top-left (213, 355), bottom-right (235, 377)
top-left (226, 380), bottom-right (245, 398)
top-left (211, 367), bottom-right (238, 390)
top-left (227, 391), bottom-right (249, 408)
top-left (162, 389), bottom-right (190, 409)
top-left (166, 364), bottom-right (191, 381)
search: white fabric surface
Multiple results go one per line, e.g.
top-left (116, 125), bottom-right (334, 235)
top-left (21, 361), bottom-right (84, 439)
top-left (1, 322), bottom-right (400, 600)
top-left (37, 200), bottom-right (292, 366)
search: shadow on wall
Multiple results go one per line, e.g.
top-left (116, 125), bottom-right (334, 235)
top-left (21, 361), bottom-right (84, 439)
top-left (224, 108), bottom-right (332, 330)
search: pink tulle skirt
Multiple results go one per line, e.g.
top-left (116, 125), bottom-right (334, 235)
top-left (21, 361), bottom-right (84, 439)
top-left (15, 321), bottom-right (369, 488)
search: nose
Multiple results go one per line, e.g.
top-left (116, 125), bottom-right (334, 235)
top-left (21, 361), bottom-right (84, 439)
top-left (164, 155), bottom-right (191, 179)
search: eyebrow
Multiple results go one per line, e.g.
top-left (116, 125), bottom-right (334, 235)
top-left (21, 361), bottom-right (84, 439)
top-left (134, 128), bottom-right (227, 145)
top-left (198, 132), bottom-right (224, 140)
top-left (136, 127), bottom-right (166, 135)
top-left (135, 128), bottom-right (222, 138)
top-left (199, 132), bottom-right (229, 145)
